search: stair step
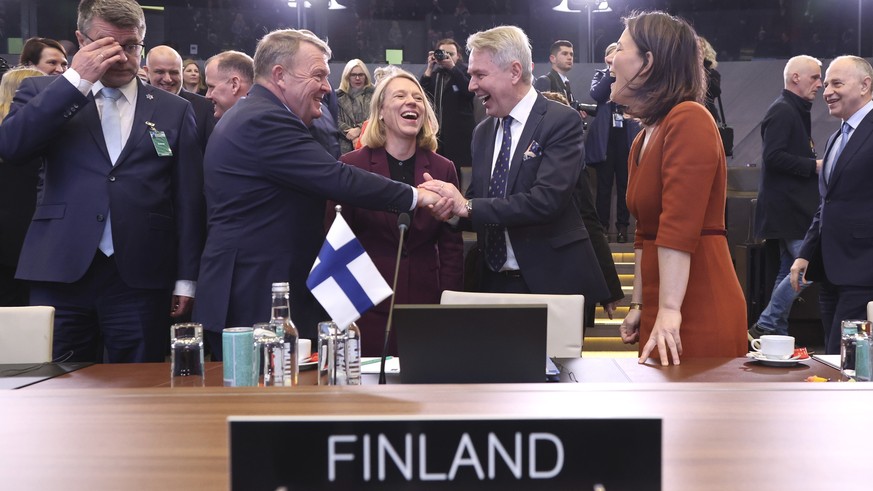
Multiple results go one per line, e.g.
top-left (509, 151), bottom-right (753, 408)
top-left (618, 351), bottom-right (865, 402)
top-left (582, 336), bottom-right (638, 352)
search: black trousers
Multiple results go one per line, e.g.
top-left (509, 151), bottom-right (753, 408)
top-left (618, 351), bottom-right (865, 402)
top-left (818, 281), bottom-right (873, 354)
top-left (595, 125), bottom-right (630, 230)
top-left (29, 253), bottom-right (171, 363)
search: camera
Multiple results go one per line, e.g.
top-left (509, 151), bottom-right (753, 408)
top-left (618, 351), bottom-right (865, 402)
top-left (573, 102), bottom-right (598, 118)
top-left (433, 49), bottom-right (449, 61)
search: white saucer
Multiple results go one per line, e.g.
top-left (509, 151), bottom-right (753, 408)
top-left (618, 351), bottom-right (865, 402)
top-left (746, 352), bottom-right (811, 367)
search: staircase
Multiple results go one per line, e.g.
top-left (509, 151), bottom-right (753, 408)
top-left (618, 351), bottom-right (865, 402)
top-left (583, 241), bottom-right (638, 353)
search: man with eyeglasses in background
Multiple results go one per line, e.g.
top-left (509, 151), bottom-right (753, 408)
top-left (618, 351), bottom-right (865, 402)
top-left (0, 0), bottom-right (204, 364)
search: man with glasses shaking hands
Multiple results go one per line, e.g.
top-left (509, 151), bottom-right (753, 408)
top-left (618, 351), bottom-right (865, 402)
top-left (0, 0), bottom-right (204, 364)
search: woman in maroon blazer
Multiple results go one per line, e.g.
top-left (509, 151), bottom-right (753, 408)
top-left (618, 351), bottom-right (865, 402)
top-left (332, 69), bottom-right (464, 356)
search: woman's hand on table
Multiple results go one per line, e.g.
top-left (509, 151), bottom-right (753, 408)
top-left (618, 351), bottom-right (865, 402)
top-left (640, 308), bottom-right (683, 366)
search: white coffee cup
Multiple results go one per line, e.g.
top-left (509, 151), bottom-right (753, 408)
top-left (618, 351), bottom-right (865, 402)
top-left (750, 335), bottom-right (795, 360)
top-left (297, 338), bottom-right (312, 362)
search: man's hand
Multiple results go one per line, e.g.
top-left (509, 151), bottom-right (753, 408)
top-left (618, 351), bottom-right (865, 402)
top-left (424, 51), bottom-right (438, 76)
top-left (72, 36), bottom-right (124, 84)
top-left (416, 188), bottom-right (454, 221)
top-left (815, 159), bottom-right (823, 174)
top-left (420, 172), bottom-right (467, 216)
top-left (603, 301), bottom-right (618, 320)
top-left (789, 258), bottom-right (810, 292)
top-left (171, 295), bottom-right (194, 318)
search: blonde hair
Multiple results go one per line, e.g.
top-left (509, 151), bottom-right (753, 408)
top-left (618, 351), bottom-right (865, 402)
top-left (338, 59), bottom-right (372, 92)
top-left (0, 67), bottom-right (44, 121)
top-left (698, 36), bottom-right (718, 68)
top-left (466, 25), bottom-right (533, 85)
top-left (360, 69), bottom-right (439, 152)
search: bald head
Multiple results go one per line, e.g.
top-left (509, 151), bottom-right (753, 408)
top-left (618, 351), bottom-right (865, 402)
top-left (145, 45), bottom-right (183, 94)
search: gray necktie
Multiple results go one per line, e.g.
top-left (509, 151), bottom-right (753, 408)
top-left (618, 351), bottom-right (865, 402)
top-left (826, 121), bottom-right (851, 183)
top-left (99, 87), bottom-right (122, 256)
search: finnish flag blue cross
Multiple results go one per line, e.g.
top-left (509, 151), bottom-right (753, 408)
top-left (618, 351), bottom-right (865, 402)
top-left (307, 212), bottom-right (393, 329)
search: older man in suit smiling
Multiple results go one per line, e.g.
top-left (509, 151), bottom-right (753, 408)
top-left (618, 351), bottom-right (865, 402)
top-left (422, 25), bottom-right (608, 303)
top-left (791, 55), bottom-right (873, 354)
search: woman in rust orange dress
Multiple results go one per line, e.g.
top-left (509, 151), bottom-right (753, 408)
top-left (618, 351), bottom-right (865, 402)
top-left (613, 11), bottom-right (747, 365)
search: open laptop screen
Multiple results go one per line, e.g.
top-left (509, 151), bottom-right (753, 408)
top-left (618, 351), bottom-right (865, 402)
top-left (394, 304), bottom-right (548, 384)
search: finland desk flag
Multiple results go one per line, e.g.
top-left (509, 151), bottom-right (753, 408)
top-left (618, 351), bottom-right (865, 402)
top-left (307, 212), bottom-right (392, 329)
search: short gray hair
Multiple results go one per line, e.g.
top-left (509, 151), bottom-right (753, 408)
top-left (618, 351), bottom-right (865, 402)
top-left (77, 0), bottom-right (145, 40)
top-left (253, 29), bottom-right (331, 82)
top-left (830, 55), bottom-right (873, 82)
top-left (783, 55), bottom-right (821, 86)
top-left (466, 25), bottom-right (533, 85)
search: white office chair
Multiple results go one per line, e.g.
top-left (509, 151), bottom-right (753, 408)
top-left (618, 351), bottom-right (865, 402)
top-left (440, 290), bottom-right (585, 358)
top-left (0, 306), bottom-right (55, 363)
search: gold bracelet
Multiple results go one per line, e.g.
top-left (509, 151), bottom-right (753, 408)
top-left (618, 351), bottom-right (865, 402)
top-left (629, 302), bottom-right (643, 311)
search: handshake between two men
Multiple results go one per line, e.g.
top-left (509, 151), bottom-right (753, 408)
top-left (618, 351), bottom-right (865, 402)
top-left (414, 172), bottom-right (467, 221)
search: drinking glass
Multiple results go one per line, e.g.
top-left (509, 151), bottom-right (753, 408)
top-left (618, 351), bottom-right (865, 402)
top-left (170, 322), bottom-right (205, 387)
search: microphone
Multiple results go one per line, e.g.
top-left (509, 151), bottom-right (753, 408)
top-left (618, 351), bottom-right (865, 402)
top-left (379, 212), bottom-right (410, 384)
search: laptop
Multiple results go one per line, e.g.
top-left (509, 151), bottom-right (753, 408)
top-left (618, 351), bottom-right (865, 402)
top-left (393, 304), bottom-right (550, 384)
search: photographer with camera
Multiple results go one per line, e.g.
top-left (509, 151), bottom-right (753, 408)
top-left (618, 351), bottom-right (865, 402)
top-left (420, 39), bottom-right (475, 185)
top-left (586, 42), bottom-right (641, 243)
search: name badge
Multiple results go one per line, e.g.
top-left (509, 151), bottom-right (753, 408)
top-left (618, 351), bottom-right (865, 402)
top-left (146, 121), bottom-right (173, 157)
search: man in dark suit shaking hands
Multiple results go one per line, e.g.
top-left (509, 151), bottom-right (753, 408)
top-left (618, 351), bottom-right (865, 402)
top-left (791, 56), bottom-right (873, 354)
top-left (421, 25), bottom-right (609, 302)
top-left (194, 29), bottom-right (445, 355)
top-left (0, 0), bottom-right (204, 363)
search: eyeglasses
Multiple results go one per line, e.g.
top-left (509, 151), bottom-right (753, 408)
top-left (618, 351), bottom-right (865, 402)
top-left (83, 33), bottom-right (145, 57)
top-left (348, 73), bottom-right (366, 79)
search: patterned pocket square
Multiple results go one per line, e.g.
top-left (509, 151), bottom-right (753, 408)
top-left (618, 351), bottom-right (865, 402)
top-left (523, 140), bottom-right (542, 160)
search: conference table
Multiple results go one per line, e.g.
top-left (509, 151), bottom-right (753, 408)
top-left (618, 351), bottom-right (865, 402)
top-left (3, 357), bottom-right (871, 490)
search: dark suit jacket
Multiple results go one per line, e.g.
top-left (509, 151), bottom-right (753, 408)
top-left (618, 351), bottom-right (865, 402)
top-left (574, 168), bottom-right (623, 305)
top-left (0, 156), bottom-right (40, 269)
top-left (420, 64), bottom-right (475, 166)
top-left (585, 68), bottom-right (640, 165)
top-left (194, 84), bottom-right (415, 340)
top-left (178, 89), bottom-right (216, 152)
top-left (0, 76), bottom-right (204, 289)
top-left (533, 69), bottom-right (574, 104)
top-left (754, 90), bottom-right (820, 240)
top-left (799, 107), bottom-right (873, 287)
top-left (462, 92), bottom-right (609, 302)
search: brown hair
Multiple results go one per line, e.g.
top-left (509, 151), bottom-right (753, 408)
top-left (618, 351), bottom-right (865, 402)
top-left (549, 40), bottom-right (573, 57)
top-left (435, 38), bottom-right (463, 62)
top-left (19, 37), bottom-right (67, 67)
top-left (621, 11), bottom-right (705, 126)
